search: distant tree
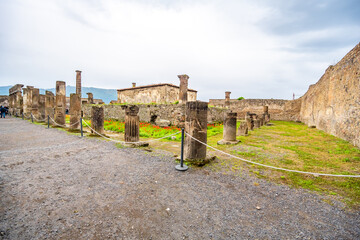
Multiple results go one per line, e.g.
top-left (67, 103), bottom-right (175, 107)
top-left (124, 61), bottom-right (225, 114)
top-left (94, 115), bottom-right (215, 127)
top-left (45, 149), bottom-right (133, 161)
top-left (237, 97), bottom-right (244, 100)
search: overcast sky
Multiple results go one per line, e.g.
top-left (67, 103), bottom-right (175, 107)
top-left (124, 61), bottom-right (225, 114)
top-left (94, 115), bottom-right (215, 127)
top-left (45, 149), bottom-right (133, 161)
top-left (0, 0), bottom-right (359, 101)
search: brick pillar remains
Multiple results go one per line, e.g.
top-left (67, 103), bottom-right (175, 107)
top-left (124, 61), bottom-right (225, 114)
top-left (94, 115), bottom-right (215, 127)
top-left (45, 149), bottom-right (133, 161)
top-left (125, 105), bottom-right (140, 142)
top-left (76, 70), bottom-right (82, 98)
top-left (45, 91), bottom-right (55, 121)
top-left (263, 105), bottom-right (270, 123)
top-left (31, 88), bottom-right (40, 120)
top-left (69, 93), bottom-right (81, 130)
top-left (225, 91), bottom-right (231, 108)
top-left (39, 95), bottom-right (45, 120)
top-left (254, 119), bottom-right (261, 128)
top-left (22, 86), bottom-right (34, 116)
top-left (218, 112), bottom-right (239, 145)
top-left (178, 74), bottom-right (189, 104)
top-left (55, 81), bottom-right (66, 125)
top-left (87, 92), bottom-right (94, 104)
top-left (237, 122), bottom-right (248, 136)
top-left (184, 101), bottom-right (210, 165)
top-left (91, 105), bottom-right (104, 135)
top-left (246, 112), bottom-right (254, 131)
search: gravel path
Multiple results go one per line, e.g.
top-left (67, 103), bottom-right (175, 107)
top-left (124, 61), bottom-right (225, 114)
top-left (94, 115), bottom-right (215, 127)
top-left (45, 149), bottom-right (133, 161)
top-left (0, 118), bottom-right (359, 239)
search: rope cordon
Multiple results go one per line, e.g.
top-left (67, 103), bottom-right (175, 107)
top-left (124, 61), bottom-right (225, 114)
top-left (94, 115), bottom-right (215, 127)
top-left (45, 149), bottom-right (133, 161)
top-left (49, 116), bottom-right (80, 128)
top-left (185, 132), bottom-right (360, 178)
top-left (82, 119), bottom-right (181, 144)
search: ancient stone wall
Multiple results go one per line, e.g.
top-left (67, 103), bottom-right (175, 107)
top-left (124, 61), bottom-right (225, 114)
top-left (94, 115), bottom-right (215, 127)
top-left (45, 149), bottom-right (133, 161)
top-left (82, 104), bottom-right (229, 125)
top-left (0, 95), bottom-right (9, 107)
top-left (209, 98), bottom-right (301, 121)
top-left (300, 43), bottom-right (360, 147)
top-left (117, 84), bottom-right (197, 104)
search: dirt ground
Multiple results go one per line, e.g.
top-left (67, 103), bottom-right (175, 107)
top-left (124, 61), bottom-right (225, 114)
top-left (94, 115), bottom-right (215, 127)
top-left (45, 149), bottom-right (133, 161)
top-left (1, 118), bottom-right (359, 239)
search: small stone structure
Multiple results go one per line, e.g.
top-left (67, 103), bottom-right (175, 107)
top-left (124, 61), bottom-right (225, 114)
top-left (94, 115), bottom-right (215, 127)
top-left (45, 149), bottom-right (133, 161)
top-left (263, 105), bottom-right (270, 123)
top-left (69, 93), bottom-right (81, 130)
top-left (237, 121), bottom-right (248, 136)
top-left (117, 82), bottom-right (197, 104)
top-left (55, 81), bottom-right (66, 126)
top-left (31, 88), bottom-right (40, 120)
top-left (45, 91), bottom-right (55, 121)
top-left (123, 105), bottom-right (149, 147)
top-left (184, 101), bottom-right (212, 165)
top-left (76, 70), bottom-right (82, 98)
top-left (178, 74), bottom-right (189, 104)
top-left (91, 105), bottom-right (104, 135)
top-left (22, 86), bottom-right (34, 116)
top-left (246, 113), bottom-right (255, 131)
top-left (225, 91), bottom-right (231, 108)
top-left (87, 93), bottom-right (94, 104)
top-left (8, 84), bottom-right (24, 116)
top-left (218, 112), bottom-right (239, 145)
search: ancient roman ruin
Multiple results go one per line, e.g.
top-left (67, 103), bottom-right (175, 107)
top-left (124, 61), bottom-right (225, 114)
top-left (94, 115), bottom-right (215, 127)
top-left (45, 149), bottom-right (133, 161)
top-left (69, 93), bottom-right (81, 130)
top-left (55, 81), bottom-right (66, 125)
top-left (218, 112), bottom-right (239, 145)
top-left (91, 105), bottom-right (105, 135)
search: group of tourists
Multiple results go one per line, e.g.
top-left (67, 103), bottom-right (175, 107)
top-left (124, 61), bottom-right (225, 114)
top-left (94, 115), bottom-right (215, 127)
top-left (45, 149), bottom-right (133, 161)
top-left (0, 105), bottom-right (8, 118)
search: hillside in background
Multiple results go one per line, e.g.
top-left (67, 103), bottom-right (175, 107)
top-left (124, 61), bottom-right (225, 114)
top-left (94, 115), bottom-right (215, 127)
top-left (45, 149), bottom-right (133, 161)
top-left (0, 85), bottom-right (117, 104)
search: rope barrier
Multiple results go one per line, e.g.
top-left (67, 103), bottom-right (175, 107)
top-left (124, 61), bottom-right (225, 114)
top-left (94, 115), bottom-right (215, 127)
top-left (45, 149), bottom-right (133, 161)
top-left (82, 119), bottom-right (181, 144)
top-left (32, 115), bottom-right (46, 122)
top-left (185, 132), bottom-right (360, 178)
top-left (48, 116), bottom-right (80, 128)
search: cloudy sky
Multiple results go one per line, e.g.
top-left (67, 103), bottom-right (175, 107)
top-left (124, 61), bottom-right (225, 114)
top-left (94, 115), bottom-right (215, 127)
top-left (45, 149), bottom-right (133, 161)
top-left (0, 0), bottom-right (359, 101)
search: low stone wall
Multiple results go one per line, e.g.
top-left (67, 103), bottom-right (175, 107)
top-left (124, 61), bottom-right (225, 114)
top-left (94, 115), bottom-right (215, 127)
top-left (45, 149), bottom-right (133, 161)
top-left (82, 103), bottom-right (229, 125)
top-left (209, 98), bottom-right (301, 121)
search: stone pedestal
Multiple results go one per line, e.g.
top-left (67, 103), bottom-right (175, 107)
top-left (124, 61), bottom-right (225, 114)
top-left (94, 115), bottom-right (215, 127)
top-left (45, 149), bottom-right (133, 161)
top-left (39, 95), bottom-right (45, 120)
top-left (123, 105), bottom-right (149, 147)
top-left (225, 91), bottom-right (231, 108)
top-left (178, 74), bottom-right (189, 104)
top-left (87, 92), bottom-right (94, 104)
top-left (237, 121), bottom-right (248, 136)
top-left (69, 93), bottom-right (81, 130)
top-left (55, 81), bottom-right (66, 126)
top-left (218, 112), bottom-right (239, 145)
top-left (45, 91), bottom-right (55, 122)
top-left (31, 88), bottom-right (40, 120)
top-left (91, 106), bottom-right (104, 135)
top-left (184, 101), bottom-right (213, 165)
top-left (76, 70), bottom-right (82, 98)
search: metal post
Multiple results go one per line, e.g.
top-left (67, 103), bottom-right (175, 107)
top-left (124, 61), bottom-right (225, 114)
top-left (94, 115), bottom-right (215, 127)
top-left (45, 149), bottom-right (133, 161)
top-left (175, 128), bottom-right (188, 171)
top-left (31, 113), bottom-right (33, 123)
top-left (80, 117), bottom-right (83, 137)
top-left (47, 115), bottom-right (50, 128)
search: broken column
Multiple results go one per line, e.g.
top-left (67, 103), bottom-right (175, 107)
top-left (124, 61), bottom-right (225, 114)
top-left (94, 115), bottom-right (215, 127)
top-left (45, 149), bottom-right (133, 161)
top-left (237, 121), bottom-right (248, 136)
top-left (123, 105), bottom-right (149, 147)
top-left (184, 101), bottom-right (211, 165)
top-left (132, 82), bottom-right (136, 88)
top-left (246, 112), bottom-right (254, 131)
top-left (87, 92), bottom-right (94, 104)
top-left (218, 112), bottom-right (239, 145)
top-left (45, 91), bottom-right (55, 121)
top-left (69, 93), bottom-right (81, 130)
top-left (225, 91), bottom-right (231, 108)
top-left (263, 105), bottom-right (270, 123)
top-left (254, 119), bottom-right (261, 128)
top-left (91, 105), bottom-right (104, 135)
top-left (22, 86), bottom-right (34, 116)
top-left (31, 88), bottom-right (40, 120)
top-left (76, 70), bottom-right (82, 98)
top-left (55, 81), bottom-right (66, 126)
top-left (39, 95), bottom-right (45, 120)
top-left (178, 74), bottom-right (189, 104)
top-left (9, 84), bottom-right (24, 116)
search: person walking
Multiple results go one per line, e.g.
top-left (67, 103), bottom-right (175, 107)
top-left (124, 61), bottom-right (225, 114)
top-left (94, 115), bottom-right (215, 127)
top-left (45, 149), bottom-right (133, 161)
top-left (0, 105), bottom-right (5, 118)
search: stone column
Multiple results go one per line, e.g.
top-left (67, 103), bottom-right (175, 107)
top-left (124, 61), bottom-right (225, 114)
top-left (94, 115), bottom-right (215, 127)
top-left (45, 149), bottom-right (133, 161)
top-left (31, 88), bottom-right (40, 120)
top-left (45, 91), bottom-right (55, 121)
top-left (225, 91), bottom-right (231, 108)
top-left (237, 121), bottom-right (248, 136)
top-left (39, 95), bottom-right (45, 120)
top-left (259, 116), bottom-right (264, 126)
top-left (132, 82), bottom-right (136, 88)
top-left (76, 70), bottom-right (82, 98)
top-left (91, 105), bottom-right (104, 135)
top-left (15, 91), bottom-right (23, 116)
top-left (184, 101), bottom-right (210, 165)
top-left (178, 74), bottom-right (189, 104)
top-left (263, 105), bottom-right (270, 123)
top-left (69, 93), bottom-right (81, 130)
top-left (246, 113), bottom-right (254, 131)
top-left (125, 105), bottom-right (140, 142)
top-left (9, 84), bottom-right (24, 116)
top-left (22, 86), bottom-right (34, 116)
top-left (254, 119), bottom-right (261, 129)
top-left (87, 92), bottom-right (94, 104)
top-left (55, 81), bottom-right (66, 125)
top-left (218, 112), bottom-right (239, 145)
top-left (263, 106), bottom-right (268, 114)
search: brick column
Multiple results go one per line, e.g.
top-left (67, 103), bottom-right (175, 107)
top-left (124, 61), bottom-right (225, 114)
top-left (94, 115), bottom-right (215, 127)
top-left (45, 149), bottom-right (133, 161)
top-left (70, 93), bottom-right (81, 130)
top-left (76, 70), bottom-right (82, 98)
top-left (31, 88), bottom-right (40, 120)
top-left (39, 95), bottom-right (45, 120)
top-left (87, 92), bottom-right (94, 104)
top-left (178, 74), bottom-right (189, 104)
top-left (225, 91), bottom-right (231, 107)
top-left (45, 91), bottom-right (55, 122)
top-left (55, 81), bottom-right (66, 125)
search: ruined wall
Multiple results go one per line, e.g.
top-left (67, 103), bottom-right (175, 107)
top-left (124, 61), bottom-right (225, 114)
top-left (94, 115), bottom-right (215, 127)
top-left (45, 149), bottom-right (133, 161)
top-left (82, 104), bottom-right (228, 125)
top-left (209, 98), bottom-right (301, 121)
top-left (0, 95), bottom-right (8, 107)
top-left (300, 43), bottom-right (360, 147)
top-left (117, 85), bottom-right (197, 104)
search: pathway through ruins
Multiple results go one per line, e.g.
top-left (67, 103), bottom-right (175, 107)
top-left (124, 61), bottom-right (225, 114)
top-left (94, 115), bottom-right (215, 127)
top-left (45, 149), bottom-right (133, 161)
top-left (0, 118), bottom-right (359, 239)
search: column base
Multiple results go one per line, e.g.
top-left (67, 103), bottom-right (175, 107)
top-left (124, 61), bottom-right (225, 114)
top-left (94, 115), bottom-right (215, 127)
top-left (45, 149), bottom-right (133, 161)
top-left (217, 139), bottom-right (240, 145)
